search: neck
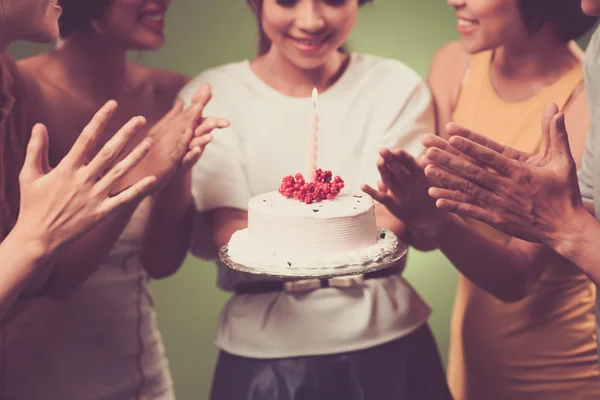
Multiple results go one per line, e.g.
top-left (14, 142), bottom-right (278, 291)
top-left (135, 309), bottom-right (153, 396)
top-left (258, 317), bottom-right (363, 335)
top-left (52, 32), bottom-right (130, 100)
top-left (492, 26), bottom-right (579, 81)
top-left (255, 48), bottom-right (348, 97)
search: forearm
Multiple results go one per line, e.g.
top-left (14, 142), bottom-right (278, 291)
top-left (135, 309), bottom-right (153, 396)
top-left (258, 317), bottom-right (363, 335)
top-left (140, 173), bottom-right (192, 279)
top-left (0, 227), bottom-right (50, 320)
top-left (436, 215), bottom-right (540, 301)
top-left (552, 207), bottom-right (600, 286)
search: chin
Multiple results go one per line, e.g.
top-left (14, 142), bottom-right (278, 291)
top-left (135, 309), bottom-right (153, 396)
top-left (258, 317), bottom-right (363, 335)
top-left (582, 0), bottom-right (600, 16)
top-left (126, 39), bottom-right (164, 51)
top-left (26, 26), bottom-right (60, 43)
top-left (458, 38), bottom-right (487, 55)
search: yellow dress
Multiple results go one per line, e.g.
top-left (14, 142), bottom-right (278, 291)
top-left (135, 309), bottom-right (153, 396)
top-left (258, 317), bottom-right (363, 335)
top-left (448, 50), bottom-right (600, 399)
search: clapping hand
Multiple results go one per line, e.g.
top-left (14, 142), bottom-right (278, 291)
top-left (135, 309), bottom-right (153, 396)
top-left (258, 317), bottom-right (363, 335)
top-left (14, 101), bottom-right (157, 254)
top-left (421, 103), bottom-right (584, 246)
top-left (361, 148), bottom-right (448, 243)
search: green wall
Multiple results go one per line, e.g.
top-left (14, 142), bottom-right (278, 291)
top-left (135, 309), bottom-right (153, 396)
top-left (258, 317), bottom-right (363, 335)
top-left (8, 2), bottom-right (594, 399)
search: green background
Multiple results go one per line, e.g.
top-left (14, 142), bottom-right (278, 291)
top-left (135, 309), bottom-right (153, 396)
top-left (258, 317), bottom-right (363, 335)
top-left (8, 1), bottom-right (594, 399)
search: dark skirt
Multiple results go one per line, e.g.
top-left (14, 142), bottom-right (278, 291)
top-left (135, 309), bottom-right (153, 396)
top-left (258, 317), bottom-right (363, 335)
top-left (210, 324), bottom-right (453, 400)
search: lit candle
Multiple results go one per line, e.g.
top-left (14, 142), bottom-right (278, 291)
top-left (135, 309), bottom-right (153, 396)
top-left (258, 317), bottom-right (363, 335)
top-left (307, 87), bottom-right (319, 182)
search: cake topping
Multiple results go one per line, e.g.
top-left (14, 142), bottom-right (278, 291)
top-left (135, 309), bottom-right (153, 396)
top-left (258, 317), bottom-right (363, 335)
top-left (278, 168), bottom-right (345, 204)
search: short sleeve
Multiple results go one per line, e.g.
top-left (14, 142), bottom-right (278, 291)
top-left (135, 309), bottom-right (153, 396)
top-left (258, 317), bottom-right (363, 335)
top-left (579, 130), bottom-right (596, 204)
top-left (178, 72), bottom-right (252, 212)
top-left (579, 29), bottom-right (600, 204)
top-left (358, 70), bottom-right (434, 189)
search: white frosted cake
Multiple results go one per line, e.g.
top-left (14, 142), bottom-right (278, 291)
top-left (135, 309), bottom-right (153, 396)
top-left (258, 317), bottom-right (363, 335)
top-left (227, 190), bottom-right (398, 269)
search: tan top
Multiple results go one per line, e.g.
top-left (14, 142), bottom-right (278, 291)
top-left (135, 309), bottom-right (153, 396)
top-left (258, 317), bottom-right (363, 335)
top-left (0, 53), bottom-right (27, 240)
top-left (448, 50), bottom-right (600, 399)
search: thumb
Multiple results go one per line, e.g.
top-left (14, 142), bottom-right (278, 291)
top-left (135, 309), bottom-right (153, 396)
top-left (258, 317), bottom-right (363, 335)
top-left (191, 83), bottom-right (212, 108)
top-left (21, 124), bottom-right (49, 181)
top-left (550, 112), bottom-right (574, 164)
top-left (541, 103), bottom-right (559, 157)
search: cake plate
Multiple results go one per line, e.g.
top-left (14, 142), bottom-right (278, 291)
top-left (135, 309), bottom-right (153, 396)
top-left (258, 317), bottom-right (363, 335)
top-left (219, 239), bottom-right (408, 280)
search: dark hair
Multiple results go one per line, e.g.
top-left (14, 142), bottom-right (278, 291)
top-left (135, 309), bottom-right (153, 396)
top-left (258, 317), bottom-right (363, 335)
top-left (58, 0), bottom-right (112, 38)
top-left (517, 0), bottom-right (598, 41)
top-left (246, 0), bottom-right (373, 56)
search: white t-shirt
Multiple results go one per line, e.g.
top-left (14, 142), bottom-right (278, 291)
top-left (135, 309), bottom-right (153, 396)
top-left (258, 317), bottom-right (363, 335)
top-left (180, 53), bottom-right (433, 358)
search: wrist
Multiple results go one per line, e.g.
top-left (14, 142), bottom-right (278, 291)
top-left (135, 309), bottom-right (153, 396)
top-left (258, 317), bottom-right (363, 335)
top-left (550, 205), bottom-right (594, 258)
top-left (6, 222), bottom-right (53, 267)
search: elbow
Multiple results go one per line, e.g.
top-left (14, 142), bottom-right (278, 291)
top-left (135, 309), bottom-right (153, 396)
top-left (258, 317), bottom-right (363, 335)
top-left (140, 256), bottom-right (184, 280)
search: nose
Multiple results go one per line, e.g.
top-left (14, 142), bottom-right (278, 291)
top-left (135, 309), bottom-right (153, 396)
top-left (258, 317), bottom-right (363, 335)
top-left (295, 0), bottom-right (326, 33)
top-left (447, 0), bottom-right (465, 9)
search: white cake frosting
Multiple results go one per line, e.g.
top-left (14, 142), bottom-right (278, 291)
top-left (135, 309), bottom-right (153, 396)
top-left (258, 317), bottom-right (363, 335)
top-left (227, 190), bottom-right (399, 269)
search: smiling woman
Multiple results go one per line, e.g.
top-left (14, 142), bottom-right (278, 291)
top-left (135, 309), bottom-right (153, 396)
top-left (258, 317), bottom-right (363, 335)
top-left (1, 0), bottom-right (63, 42)
top-left (179, 0), bottom-right (452, 399)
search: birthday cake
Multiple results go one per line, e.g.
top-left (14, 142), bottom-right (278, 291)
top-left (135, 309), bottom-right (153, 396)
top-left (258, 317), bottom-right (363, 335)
top-left (226, 170), bottom-right (399, 270)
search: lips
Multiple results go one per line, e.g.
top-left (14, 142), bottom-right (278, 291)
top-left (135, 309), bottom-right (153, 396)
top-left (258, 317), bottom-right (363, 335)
top-left (455, 16), bottom-right (479, 34)
top-left (140, 10), bottom-right (166, 32)
top-left (287, 33), bottom-right (332, 53)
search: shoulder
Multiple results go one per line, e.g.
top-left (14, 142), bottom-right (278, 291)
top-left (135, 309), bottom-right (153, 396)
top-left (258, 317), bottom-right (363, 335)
top-left (178, 61), bottom-right (248, 106)
top-left (428, 41), bottom-right (470, 90)
top-left (143, 66), bottom-right (189, 102)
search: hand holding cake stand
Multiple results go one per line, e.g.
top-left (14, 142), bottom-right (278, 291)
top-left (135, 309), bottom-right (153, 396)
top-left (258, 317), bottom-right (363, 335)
top-left (219, 89), bottom-right (408, 279)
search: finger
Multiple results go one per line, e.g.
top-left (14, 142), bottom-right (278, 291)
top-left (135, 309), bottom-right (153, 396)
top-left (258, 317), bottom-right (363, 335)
top-left (97, 138), bottom-right (153, 193)
top-left (181, 100), bottom-right (210, 131)
top-left (361, 184), bottom-right (396, 209)
top-left (427, 187), bottom-right (483, 207)
top-left (446, 122), bottom-right (527, 161)
top-left (389, 148), bottom-right (422, 177)
top-left (181, 147), bottom-right (203, 170)
top-left (86, 116), bottom-right (146, 177)
top-left (377, 180), bottom-right (388, 193)
top-left (541, 103), bottom-right (559, 157)
top-left (64, 100), bottom-right (118, 166)
top-left (159, 100), bottom-right (185, 127)
top-left (377, 158), bottom-right (407, 195)
top-left (189, 133), bottom-right (213, 150)
top-left (169, 128), bottom-right (194, 162)
top-left (424, 164), bottom-right (503, 205)
top-left (191, 83), bottom-right (212, 105)
top-left (194, 117), bottom-right (230, 136)
top-left (445, 137), bottom-right (514, 178)
top-left (421, 133), bottom-right (484, 167)
top-left (101, 175), bottom-right (158, 216)
top-left (435, 198), bottom-right (502, 227)
top-left (20, 124), bottom-right (50, 181)
top-left (425, 146), bottom-right (509, 191)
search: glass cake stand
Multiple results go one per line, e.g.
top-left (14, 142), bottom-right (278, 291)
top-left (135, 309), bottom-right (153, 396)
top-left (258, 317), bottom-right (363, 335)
top-left (219, 238), bottom-right (408, 280)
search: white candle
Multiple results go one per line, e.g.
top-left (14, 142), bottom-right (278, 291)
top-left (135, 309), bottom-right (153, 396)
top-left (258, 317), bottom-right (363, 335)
top-left (307, 88), bottom-right (319, 182)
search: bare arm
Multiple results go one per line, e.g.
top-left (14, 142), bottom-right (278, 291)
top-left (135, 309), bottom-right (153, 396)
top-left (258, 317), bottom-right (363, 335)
top-left (42, 86), bottom-right (218, 297)
top-left (1, 104), bottom-right (156, 313)
top-left (205, 208), bottom-right (248, 250)
top-left (0, 228), bottom-right (51, 321)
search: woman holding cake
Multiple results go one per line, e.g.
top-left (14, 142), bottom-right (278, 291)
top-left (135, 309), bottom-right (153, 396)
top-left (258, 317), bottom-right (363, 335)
top-left (364, 0), bottom-right (600, 398)
top-left (0, 0), bottom-right (228, 399)
top-left (181, 0), bottom-right (452, 398)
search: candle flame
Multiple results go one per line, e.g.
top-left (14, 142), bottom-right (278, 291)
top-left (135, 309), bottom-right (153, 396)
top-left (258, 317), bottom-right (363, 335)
top-left (312, 87), bottom-right (318, 109)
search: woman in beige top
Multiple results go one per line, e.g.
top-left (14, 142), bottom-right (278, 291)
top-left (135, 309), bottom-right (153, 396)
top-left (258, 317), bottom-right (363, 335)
top-left (363, 0), bottom-right (600, 398)
top-left (0, 0), bottom-right (228, 398)
top-left (0, 0), bottom-right (160, 322)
